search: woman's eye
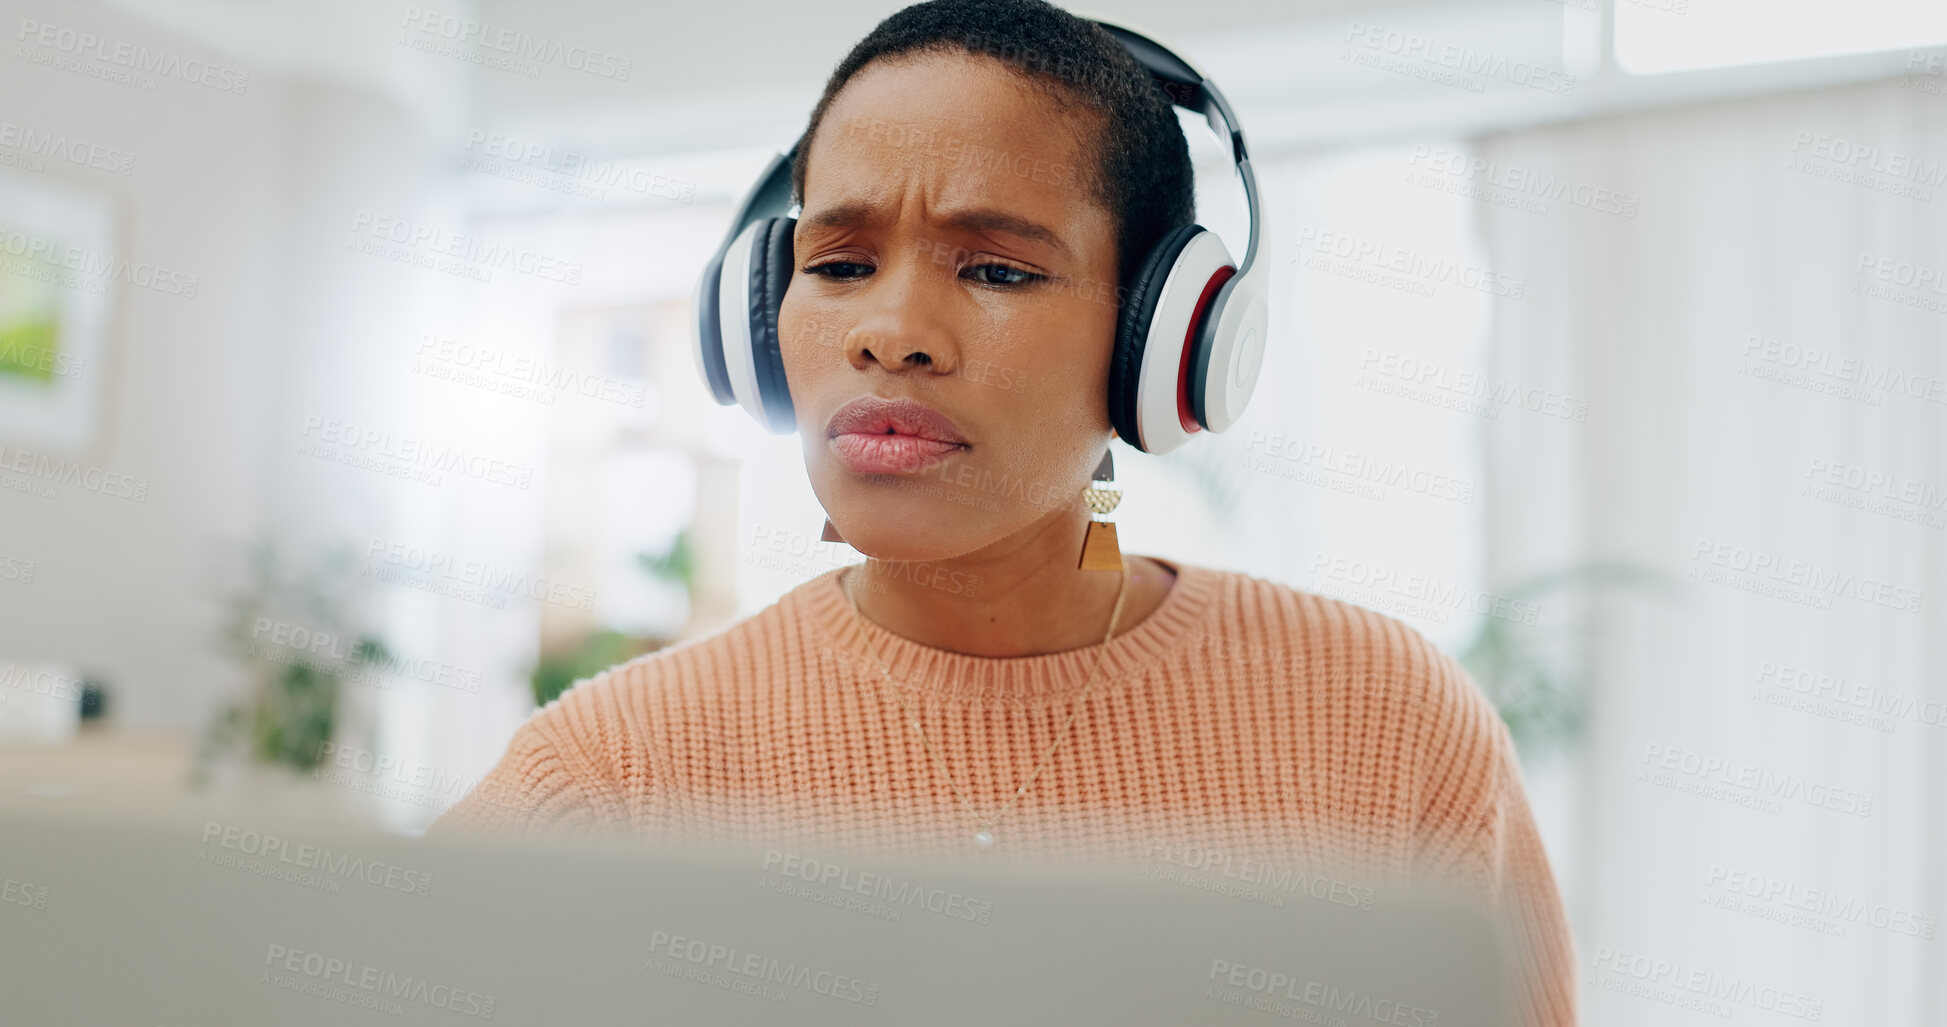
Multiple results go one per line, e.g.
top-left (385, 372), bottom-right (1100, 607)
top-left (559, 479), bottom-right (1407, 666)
top-left (802, 260), bottom-right (1042, 286)
top-left (803, 261), bottom-right (873, 279)
top-left (965, 263), bottom-right (1042, 287)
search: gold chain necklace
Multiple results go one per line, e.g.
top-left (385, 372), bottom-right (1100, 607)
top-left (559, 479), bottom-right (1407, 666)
top-left (841, 557), bottom-right (1132, 849)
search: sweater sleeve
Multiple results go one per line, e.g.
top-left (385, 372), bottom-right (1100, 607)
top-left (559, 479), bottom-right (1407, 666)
top-left (1478, 725), bottom-right (1579, 1027)
top-left (1409, 645), bottom-right (1580, 1027)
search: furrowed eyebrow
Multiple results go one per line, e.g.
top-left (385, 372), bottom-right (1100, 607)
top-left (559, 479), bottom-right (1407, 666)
top-left (940, 208), bottom-right (1072, 259)
top-left (797, 201), bottom-right (1073, 260)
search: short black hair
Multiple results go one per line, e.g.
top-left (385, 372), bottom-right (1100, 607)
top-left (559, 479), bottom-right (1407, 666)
top-left (788, 0), bottom-right (1195, 294)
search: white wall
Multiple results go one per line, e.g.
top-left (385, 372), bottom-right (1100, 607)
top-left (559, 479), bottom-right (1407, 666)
top-left (0, 0), bottom-right (284, 728)
top-left (0, 0), bottom-right (479, 737)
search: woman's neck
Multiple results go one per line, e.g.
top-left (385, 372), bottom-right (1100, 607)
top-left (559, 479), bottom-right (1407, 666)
top-left (843, 509), bottom-right (1178, 658)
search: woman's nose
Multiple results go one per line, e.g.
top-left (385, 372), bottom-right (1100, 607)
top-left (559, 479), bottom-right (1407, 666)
top-left (843, 260), bottom-right (959, 374)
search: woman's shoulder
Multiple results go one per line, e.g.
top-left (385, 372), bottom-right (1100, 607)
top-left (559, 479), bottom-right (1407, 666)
top-left (491, 609), bottom-right (784, 807)
top-left (1194, 564), bottom-right (1516, 834)
top-left (1191, 561), bottom-right (1451, 663)
top-left (540, 590), bottom-right (801, 710)
top-left (1190, 562), bottom-right (1503, 741)
top-left (428, 605), bottom-right (798, 833)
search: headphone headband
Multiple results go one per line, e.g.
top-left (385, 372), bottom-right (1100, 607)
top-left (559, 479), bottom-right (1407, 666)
top-left (714, 17), bottom-right (1262, 280)
top-left (1090, 18), bottom-right (1261, 278)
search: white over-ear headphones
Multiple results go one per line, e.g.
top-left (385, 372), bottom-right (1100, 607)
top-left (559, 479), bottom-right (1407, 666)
top-left (692, 15), bottom-right (1266, 455)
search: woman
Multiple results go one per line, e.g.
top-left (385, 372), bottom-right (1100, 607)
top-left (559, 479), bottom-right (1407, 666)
top-left (432, 2), bottom-right (1575, 1023)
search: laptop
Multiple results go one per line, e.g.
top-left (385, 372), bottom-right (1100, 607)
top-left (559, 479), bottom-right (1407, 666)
top-left (0, 793), bottom-right (1515, 1025)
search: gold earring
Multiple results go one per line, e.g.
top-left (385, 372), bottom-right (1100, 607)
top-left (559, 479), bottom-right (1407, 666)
top-left (821, 517), bottom-right (846, 544)
top-left (1077, 449), bottom-right (1123, 571)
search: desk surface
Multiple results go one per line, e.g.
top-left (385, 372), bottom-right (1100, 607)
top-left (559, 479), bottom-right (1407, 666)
top-left (0, 727), bottom-right (413, 831)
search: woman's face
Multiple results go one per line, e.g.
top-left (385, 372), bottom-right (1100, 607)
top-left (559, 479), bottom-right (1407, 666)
top-left (781, 52), bottom-right (1122, 564)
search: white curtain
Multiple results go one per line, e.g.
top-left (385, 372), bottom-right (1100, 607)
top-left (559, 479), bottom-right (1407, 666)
top-left (1475, 75), bottom-right (1946, 1024)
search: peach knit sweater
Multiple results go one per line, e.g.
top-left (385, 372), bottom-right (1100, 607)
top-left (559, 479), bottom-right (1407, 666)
top-left (430, 558), bottom-right (1577, 1026)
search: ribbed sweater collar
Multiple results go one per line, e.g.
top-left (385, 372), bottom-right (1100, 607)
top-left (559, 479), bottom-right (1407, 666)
top-left (794, 557), bottom-right (1219, 704)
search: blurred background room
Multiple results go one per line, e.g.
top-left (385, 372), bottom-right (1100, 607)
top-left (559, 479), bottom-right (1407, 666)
top-left (0, 0), bottom-right (1941, 1021)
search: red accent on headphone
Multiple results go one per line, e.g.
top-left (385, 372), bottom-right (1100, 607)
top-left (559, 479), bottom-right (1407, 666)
top-left (1176, 265), bottom-right (1236, 435)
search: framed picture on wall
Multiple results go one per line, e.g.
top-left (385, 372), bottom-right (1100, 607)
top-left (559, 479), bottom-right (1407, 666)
top-left (0, 167), bottom-right (118, 453)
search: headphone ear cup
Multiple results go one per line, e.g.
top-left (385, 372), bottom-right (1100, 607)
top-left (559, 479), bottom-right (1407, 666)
top-left (1108, 224), bottom-right (1204, 451)
top-left (692, 244), bottom-right (736, 406)
top-left (747, 216), bottom-right (798, 433)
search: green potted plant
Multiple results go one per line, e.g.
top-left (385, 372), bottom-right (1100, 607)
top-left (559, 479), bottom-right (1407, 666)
top-left (529, 526), bottom-right (696, 707)
top-left (193, 540), bottom-right (390, 787)
top-left (1456, 561), bottom-right (1677, 757)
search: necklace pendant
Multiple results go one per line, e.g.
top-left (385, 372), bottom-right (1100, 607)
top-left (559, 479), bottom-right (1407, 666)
top-left (973, 829), bottom-right (995, 849)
